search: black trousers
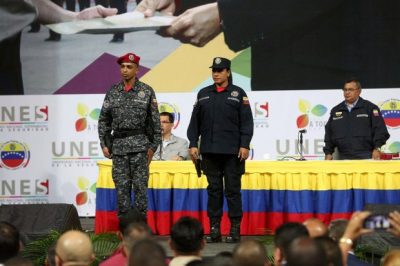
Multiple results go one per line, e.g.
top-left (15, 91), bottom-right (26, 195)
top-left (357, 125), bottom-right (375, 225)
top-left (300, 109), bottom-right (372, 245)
top-left (201, 153), bottom-right (245, 220)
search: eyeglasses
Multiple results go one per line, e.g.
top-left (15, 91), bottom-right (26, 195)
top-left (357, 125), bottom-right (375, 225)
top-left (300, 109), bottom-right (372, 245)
top-left (342, 88), bottom-right (359, 92)
top-left (212, 68), bottom-right (224, 73)
top-left (160, 121), bottom-right (172, 124)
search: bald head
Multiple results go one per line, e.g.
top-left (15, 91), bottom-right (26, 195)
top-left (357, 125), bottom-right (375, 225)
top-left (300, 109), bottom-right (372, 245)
top-left (303, 218), bottom-right (328, 238)
top-left (55, 230), bottom-right (94, 266)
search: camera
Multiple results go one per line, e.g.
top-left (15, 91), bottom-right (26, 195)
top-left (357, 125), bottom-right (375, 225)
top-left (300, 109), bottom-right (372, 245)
top-left (363, 214), bottom-right (390, 230)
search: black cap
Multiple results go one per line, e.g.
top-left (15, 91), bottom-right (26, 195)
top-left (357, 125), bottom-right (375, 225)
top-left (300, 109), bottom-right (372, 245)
top-left (209, 57), bottom-right (231, 69)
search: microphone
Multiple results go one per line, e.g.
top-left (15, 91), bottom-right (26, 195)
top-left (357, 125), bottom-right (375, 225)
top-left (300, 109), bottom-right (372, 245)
top-left (298, 129), bottom-right (306, 161)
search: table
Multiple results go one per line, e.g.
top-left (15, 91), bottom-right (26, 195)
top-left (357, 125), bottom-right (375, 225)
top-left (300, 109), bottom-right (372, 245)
top-left (95, 160), bottom-right (400, 235)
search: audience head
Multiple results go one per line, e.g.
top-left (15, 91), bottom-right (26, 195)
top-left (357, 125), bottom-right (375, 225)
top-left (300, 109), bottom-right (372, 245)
top-left (169, 216), bottom-right (205, 256)
top-left (0, 221), bottom-right (20, 262)
top-left (128, 239), bottom-right (167, 266)
top-left (314, 236), bottom-right (343, 266)
top-left (285, 237), bottom-right (328, 266)
top-left (274, 222), bottom-right (309, 265)
top-left (186, 260), bottom-right (207, 266)
top-left (233, 239), bottom-right (268, 266)
top-left (210, 251), bottom-right (233, 266)
top-left (303, 218), bottom-right (328, 238)
top-left (382, 250), bottom-right (400, 266)
top-left (55, 230), bottom-right (94, 266)
top-left (122, 222), bottom-right (152, 257)
top-left (328, 219), bottom-right (348, 242)
top-left (119, 208), bottom-right (147, 234)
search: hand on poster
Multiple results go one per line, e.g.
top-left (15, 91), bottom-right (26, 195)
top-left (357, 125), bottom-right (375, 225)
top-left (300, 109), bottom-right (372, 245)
top-left (46, 11), bottom-right (173, 34)
top-left (76, 5), bottom-right (118, 20)
top-left (135, 0), bottom-right (176, 17)
top-left (136, 2), bottom-right (221, 47)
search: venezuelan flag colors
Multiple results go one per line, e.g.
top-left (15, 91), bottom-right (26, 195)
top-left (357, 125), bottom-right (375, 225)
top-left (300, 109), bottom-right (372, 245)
top-left (95, 160), bottom-right (400, 235)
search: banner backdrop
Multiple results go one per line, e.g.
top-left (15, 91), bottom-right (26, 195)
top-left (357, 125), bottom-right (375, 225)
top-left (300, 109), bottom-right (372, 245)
top-left (0, 90), bottom-right (399, 215)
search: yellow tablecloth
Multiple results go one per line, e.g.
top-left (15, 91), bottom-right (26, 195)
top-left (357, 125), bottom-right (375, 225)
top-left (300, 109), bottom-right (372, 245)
top-left (95, 160), bottom-right (400, 234)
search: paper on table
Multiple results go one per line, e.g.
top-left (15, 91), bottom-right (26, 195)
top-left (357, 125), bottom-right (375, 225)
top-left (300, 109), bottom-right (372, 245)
top-left (46, 11), bottom-right (174, 35)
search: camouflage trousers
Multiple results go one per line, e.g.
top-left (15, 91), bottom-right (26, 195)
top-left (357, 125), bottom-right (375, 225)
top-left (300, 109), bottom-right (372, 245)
top-left (112, 152), bottom-right (148, 217)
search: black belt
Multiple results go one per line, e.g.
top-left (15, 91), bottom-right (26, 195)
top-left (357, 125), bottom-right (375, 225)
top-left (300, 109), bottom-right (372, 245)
top-left (113, 129), bottom-right (145, 139)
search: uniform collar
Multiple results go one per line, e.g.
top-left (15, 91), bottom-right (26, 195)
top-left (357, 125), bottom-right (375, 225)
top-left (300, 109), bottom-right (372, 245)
top-left (206, 83), bottom-right (233, 93)
top-left (117, 79), bottom-right (139, 92)
top-left (339, 97), bottom-right (364, 111)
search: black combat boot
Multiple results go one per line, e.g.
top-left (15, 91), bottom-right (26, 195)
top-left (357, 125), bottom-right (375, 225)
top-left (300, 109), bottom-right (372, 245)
top-left (225, 218), bottom-right (241, 243)
top-left (205, 218), bottom-right (222, 243)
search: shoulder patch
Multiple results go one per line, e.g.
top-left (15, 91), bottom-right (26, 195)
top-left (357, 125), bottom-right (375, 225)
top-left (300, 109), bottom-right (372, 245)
top-left (373, 109), bottom-right (380, 116)
top-left (138, 91), bottom-right (146, 98)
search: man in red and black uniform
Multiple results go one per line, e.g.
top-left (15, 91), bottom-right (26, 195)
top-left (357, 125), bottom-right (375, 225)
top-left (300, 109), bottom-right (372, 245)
top-left (187, 57), bottom-right (254, 243)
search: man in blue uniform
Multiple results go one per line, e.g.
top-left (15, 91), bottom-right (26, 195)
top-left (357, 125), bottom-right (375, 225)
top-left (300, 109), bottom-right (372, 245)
top-left (323, 78), bottom-right (390, 160)
top-left (187, 57), bottom-right (254, 243)
top-left (98, 52), bottom-right (161, 217)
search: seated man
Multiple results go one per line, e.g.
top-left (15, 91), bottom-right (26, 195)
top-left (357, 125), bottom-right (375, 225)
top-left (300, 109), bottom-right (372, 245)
top-left (153, 112), bottom-right (189, 161)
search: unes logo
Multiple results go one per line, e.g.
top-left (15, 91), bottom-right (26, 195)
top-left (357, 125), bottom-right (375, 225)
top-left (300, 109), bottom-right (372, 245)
top-left (0, 141), bottom-right (30, 170)
top-left (253, 101), bottom-right (269, 128)
top-left (75, 103), bottom-right (100, 132)
top-left (75, 176), bottom-right (96, 206)
top-left (296, 99), bottom-right (328, 130)
top-left (380, 99), bottom-right (400, 129)
top-left (254, 102), bottom-right (269, 118)
top-left (158, 102), bottom-right (180, 129)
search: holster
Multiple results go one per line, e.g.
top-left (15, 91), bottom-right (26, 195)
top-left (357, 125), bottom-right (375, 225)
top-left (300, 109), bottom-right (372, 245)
top-left (195, 159), bottom-right (202, 177)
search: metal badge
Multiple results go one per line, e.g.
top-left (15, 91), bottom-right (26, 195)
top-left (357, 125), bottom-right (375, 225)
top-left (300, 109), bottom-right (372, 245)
top-left (231, 91), bottom-right (239, 97)
top-left (215, 57), bottom-right (221, 64)
top-left (129, 54), bottom-right (134, 61)
top-left (103, 100), bottom-right (110, 108)
top-left (138, 91), bottom-right (146, 98)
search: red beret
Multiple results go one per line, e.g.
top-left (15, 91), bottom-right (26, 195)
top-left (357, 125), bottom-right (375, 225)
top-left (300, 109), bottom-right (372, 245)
top-left (117, 53), bottom-right (140, 65)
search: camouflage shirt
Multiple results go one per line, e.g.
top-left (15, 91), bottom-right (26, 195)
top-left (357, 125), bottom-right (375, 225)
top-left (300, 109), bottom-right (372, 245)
top-left (98, 80), bottom-right (161, 155)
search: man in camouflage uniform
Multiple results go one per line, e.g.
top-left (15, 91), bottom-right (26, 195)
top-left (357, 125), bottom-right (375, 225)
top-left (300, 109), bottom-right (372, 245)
top-left (98, 52), bottom-right (161, 218)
